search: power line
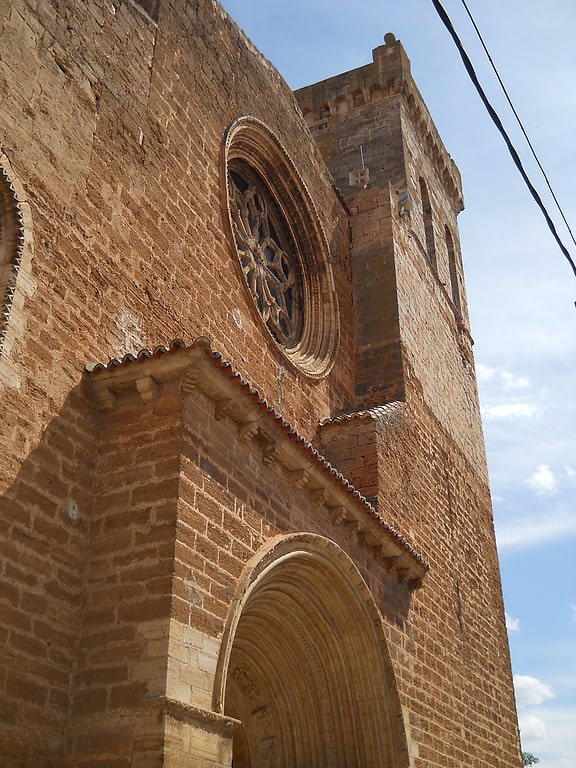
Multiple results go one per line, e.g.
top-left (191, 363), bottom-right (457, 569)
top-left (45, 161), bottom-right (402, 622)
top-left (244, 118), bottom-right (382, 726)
top-left (459, 0), bottom-right (576, 252)
top-left (431, 0), bottom-right (576, 280)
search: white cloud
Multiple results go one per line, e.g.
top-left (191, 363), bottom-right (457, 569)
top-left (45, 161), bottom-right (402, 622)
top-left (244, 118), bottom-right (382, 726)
top-left (475, 363), bottom-right (531, 391)
top-left (514, 675), bottom-right (554, 707)
top-left (519, 706), bottom-right (576, 767)
top-left (506, 613), bottom-right (520, 631)
top-left (476, 363), bottom-right (496, 383)
top-left (519, 713), bottom-right (548, 741)
top-left (527, 464), bottom-right (558, 495)
top-left (496, 511), bottom-right (576, 550)
top-left (501, 370), bottom-right (530, 390)
top-left (571, 605), bottom-right (576, 621)
top-left (482, 402), bottom-right (538, 420)
top-left (565, 466), bottom-right (576, 482)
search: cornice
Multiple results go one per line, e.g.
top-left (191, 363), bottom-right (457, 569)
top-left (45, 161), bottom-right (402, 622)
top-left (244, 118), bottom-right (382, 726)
top-left (86, 338), bottom-right (428, 587)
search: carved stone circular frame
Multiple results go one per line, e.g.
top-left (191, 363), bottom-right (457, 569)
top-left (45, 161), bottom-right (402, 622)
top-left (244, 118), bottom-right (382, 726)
top-left (222, 116), bottom-right (339, 378)
top-left (0, 163), bottom-right (25, 351)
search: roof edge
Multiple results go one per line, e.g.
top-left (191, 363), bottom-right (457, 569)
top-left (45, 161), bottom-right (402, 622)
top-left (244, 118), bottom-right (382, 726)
top-left (86, 337), bottom-right (428, 586)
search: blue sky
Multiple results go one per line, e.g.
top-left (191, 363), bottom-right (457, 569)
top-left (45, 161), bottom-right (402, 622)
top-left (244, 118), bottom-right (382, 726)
top-left (219, 1), bottom-right (576, 765)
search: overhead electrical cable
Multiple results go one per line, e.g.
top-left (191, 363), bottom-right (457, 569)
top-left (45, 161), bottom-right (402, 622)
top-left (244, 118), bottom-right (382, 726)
top-left (459, 0), bottom-right (576, 251)
top-left (430, 0), bottom-right (576, 280)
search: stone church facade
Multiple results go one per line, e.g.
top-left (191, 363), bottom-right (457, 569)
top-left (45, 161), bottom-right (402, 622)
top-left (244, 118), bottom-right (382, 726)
top-left (0, 1), bottom-right (521, 766)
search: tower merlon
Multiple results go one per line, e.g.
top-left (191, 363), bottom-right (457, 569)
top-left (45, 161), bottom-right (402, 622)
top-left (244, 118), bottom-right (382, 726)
top-left (296, 32), bottom-right (464, 214)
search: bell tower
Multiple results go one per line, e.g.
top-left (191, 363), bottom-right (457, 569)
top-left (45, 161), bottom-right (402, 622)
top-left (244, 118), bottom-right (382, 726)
top-left (296, 34), bottom-right (481, 467)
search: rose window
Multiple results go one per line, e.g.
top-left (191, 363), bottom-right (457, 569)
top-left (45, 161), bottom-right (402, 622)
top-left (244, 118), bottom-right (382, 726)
top-left (223, 116), bottom-right (339, 378)
top-left (228, 167), bottom-right (303, 349)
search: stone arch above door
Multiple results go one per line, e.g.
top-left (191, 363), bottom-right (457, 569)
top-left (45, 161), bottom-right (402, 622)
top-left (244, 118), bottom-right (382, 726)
top-left (214, 533), bottom-right (410, 768)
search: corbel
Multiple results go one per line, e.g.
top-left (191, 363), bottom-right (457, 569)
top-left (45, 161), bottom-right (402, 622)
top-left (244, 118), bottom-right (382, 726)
top-left (136, 375), bottom-right (158, 404)
top-left (181, 366), bottom-right (200, 395)
top-left (238, 418), bottom-right (261, 442)
top-left (394, 564), bottom-right (411, 582)
top-left (363, 530), bottom-right (382, 548)
top-left (310, 488), bottom-right (329, 509)
top-left (291, 464), bottom-right (311, 489)
top-left (380, 539), bottom-right (404, 559)
top-left (94, 384), bottom-right (117, 411)
top-left (262, 438), bottom-right (280, 466)
top-left (329, 505), bottom-right (348, 525)
top-left (344, 518), bottom-right (365, 538)
top-left (380, 555), bottom-right (401, 572)
top-left (215, 398), bottom-right (234, 421)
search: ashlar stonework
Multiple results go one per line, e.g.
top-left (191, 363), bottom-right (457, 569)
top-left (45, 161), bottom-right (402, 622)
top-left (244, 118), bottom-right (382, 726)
top-left (0, 2), bottom-right (520, 767)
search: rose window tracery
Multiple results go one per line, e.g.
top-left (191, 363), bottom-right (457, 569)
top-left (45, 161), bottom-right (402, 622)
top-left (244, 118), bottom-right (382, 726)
top-left (228, 168), bottom-right (303, 349)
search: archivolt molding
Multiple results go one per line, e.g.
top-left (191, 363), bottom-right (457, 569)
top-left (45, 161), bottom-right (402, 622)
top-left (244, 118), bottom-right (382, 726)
top-left (213, 532), bottom-right (379, 712)
top-left (213, 533), bottom-right (411, 768)
top-left (221, 116), bottom-right (340, 378)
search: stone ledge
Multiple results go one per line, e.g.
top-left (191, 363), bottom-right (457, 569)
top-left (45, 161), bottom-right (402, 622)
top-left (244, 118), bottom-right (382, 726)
top-left (147, 695), bottom-right (240, 734)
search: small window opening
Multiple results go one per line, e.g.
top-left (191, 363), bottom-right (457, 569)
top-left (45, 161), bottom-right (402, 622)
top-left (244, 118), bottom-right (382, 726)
top-left (419, 178), bottom-right (436, 273)
top-left (446, 225), bottom-right (461, 310)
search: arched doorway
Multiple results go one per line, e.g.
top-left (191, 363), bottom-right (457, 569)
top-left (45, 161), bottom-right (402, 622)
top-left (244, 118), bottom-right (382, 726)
top-left (214, 534), bottom-right (409, 768)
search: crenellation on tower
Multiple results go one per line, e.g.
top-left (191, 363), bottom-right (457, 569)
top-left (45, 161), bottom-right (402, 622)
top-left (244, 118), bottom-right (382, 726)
top-left (298, 34), bottom-right (464, 213)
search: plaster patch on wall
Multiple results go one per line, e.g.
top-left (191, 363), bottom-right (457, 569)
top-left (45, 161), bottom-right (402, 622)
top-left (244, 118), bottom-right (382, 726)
top-left (230, 308), bottom-right (243, 329)
top-left (68, 498), bottom-right (79, 522)
top-left (116, 308), bottom-right (145, 355)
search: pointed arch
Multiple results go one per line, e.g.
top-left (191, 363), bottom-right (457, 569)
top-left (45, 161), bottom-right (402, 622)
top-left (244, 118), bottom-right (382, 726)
top-left (214, 533), bottom-right (410, 768)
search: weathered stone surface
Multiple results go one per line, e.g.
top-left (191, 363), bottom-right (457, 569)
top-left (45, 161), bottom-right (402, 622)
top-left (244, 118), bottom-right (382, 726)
top-left (0, 3), bottom-right (519, 768)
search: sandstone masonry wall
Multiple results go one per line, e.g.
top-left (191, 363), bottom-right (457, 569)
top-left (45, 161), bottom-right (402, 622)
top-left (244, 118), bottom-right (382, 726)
top-left (0, 0), bottom-right (354, 488)
top-left (0, 3), bottom-right (520, 768)
top-left (0, 1), bottom-right (352, 762)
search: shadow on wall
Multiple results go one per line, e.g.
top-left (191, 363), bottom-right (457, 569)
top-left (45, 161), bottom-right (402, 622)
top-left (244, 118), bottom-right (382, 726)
top-left (0, 369), bottom-right (416, 765)
top-left (0, 382), bottom-right (97, 766)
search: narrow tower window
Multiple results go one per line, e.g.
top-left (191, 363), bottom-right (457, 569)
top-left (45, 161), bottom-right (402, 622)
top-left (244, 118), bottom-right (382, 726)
top-left (445, 225), bottom-right (461, 310)
top-left (352, 89), bottom-right (365, 108)
top-left (419, 178), bottom-right (436, 273)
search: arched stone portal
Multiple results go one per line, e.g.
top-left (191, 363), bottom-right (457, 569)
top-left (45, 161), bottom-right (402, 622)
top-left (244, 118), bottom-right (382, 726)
top-left (214, 534), bottom-right (409, 768)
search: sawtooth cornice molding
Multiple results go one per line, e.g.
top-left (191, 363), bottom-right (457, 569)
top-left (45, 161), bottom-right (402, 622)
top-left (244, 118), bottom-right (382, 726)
top-left (87, 337), bottom-right (428, 587)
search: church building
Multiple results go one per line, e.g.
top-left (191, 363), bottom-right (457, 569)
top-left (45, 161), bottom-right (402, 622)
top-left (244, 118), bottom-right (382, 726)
top-left (0, 1), bottom-right (521, 766)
